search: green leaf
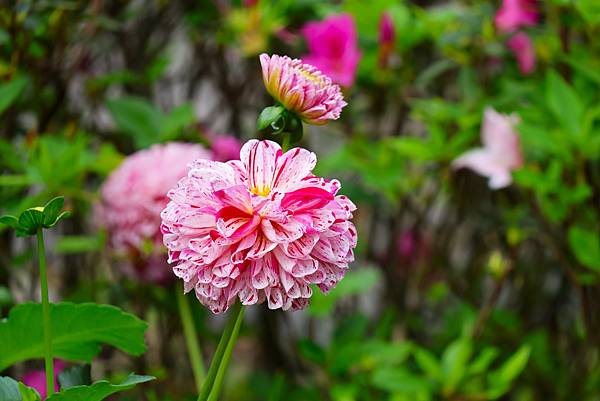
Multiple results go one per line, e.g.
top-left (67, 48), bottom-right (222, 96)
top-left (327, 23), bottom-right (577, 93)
top-left (568, 226), bottom-right (600, 271)
top-left (161, 103), bottom-right (195, 140)
top-left (487, 346), bottom-right (530, 399)
top-left (106, 97), bottom-right (164, 148)
top-left (308, 268), bottom-right (381, 317)
top-left (545, 70), bottom-right (584, 135)
top-left (0, 377), bottom-right (40, 401)
top-left (257, 106), bottom-right (285, 130)
top-left (58, 365), bottom-right (92, 389)
top-left (17, 208), bottom-right (44, 236)
top-left (46, 374), bottom-right (154, 401)
top-left (42, 197), bottom-right (68, 228)
top-left (575, 0), bottom-right (600, 25)
top-left (371, 367), bottom-right (432, 394)
top-left (441, 337), bottom-right (473, 393)
top-left (0, 215), bottom-right (20, 230)
top-left (0, 76), bottom-right (29, 114)
top-left (413, 347), bottom-right (441, 379)
top-left (0, 302), bottom-right (148, 370)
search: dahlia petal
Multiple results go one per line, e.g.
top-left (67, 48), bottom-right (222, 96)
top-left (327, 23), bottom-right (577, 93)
top-left (241, 139), bottom-right (280, 196)
top-left (214, 184), bottom-right (254, 214)
top-left (272, 147), bottom-right (317, 191)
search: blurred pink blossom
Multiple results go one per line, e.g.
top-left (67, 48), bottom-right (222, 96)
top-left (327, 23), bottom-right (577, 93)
top-left (260, 54), bottom-right (346, 125)
top-left (161, 139), bottom-right (357, 313)
top-left (495, 0), bottom-right (538, 33)
top-left (301, 14), bottom-right (361, 87)
top-left (508, 32), bottom-right (536, 75)
top-left (22, 360), bottom-right (66, 400)
top-left (98, 142), bottom-right (211, 283)
top-left (378, 12), bottom-right (395, 68)
top-left (452, 108), bottom-right (523, 189)
top-left (211, 135), bottom-right (242, 162)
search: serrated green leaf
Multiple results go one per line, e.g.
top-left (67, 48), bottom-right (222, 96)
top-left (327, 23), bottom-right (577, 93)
top-left (42, 197), bottom-right (65, 228)
top-left (568, 226), bottom-right (600, 271)
top-left (0, 302), bottom-right (148, 370)
top-left (18, 383), bottom-right (40, 401)
top-left (46, 374), bottom-right (154, 401)
top-left (0, 76), bottom-right (29, 114)
top-left (257, 106), bottom-right (285, 130)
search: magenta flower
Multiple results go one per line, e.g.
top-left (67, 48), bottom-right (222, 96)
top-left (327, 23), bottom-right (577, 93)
top-left (22, 360), bottom-right (66, 400)
top-left (161, 139), bottom-right (357, 313)
top-left (378, 12), bottom-right (395, 68)
top-left (452, 108), bottom-right (523, 189)
top-left (495, 0), bottom-right (538, 33)
top-left (210, 135), bottom-right (243, 162)
top-left (301, 14), bottom-right (361, 87)
top-left (507, 32), bottom-right (536, 75)
top-left (98, 142), bottom-right (211, 283)
top-left (259, 54), bottom-right (347, 125)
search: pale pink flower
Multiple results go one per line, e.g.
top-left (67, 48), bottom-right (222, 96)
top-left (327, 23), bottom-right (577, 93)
top-left (211, 135), bottom-right (242, 162)
top-left (259, 54), bottom-right (347, 125)
top-left (507, 32), bottom-right (536, 75)
top-left (301, 14), bottom-right (361, 87)
top-left (22, 360), bottom-right (66, 400)
top-left (452, 108), bottom-right (523, 189)
top-left (98, 142), bottom-right (211, 283)
top-left (161, 139), bottom-right (357, 313)
top-left (495, 0), bottom-right (538, 33)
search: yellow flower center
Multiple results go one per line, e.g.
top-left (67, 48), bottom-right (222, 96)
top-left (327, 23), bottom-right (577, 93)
top-left (251, 185), bottom-right (271, 197)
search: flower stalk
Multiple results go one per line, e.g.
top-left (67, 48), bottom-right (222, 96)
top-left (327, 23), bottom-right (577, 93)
top-left (177, 287), bottom-right (206, 392)
top-left (37, 228), bottom-right (54, 397)
top-left (197, 303), bottom-right (244, 401)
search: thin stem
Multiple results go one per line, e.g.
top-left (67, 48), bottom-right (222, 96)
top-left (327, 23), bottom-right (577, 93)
top-left (37, 229), bottom-right (54, 397)
top-left (196, 302), bottom-right (243, 401)
top-left (176, 287), bottom-right (205, 392)
top-left (206, 303), bottom-right (245, 401)
top-left (281, 134), bottom-right (291, 152)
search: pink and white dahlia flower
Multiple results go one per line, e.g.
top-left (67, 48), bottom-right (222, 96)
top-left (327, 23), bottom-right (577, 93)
top-left (161, 139), bottom-right (357, 313)
top-left (259, 54), bottom-right (347, 125)
top-left (98, 142), bottom-right (211, 283)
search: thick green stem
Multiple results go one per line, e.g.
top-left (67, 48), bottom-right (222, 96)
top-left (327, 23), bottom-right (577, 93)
top-left (206, 304), bottom-right (245, 401)
top-left (196, 303), bottom-right (244, 401)
top-left (37, 229), bottom-right (54, 397)
top-left (177, 287), bottom-right (205, 392)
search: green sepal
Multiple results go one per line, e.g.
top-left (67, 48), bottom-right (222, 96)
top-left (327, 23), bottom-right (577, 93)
top-left (257, 105), bottom-right (285, 130)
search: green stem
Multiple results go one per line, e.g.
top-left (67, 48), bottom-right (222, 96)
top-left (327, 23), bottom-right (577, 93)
top-left (206, 304), bottom-right (245, 401)
top-left (37, 229), bottom-right (54, 397)
top-left (196, 302), bottom-right (244, 401)
top-left (177, 287), bottom-right (205, 392)
top-left (281, 134), bottom-right (291, 152)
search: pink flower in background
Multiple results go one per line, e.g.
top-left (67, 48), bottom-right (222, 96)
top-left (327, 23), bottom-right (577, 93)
top-left (211, 135), bottom-right (242, 162)
top-left (98, 142), bottom-right (211, 283)
top-left (495, 0), bottom-right (538, 33)
top-left (379, 12), bottom-right (395, 46)
top-left (378, 12), bottom-right (395, 68)
top-left (301, 14), bottom-right (361, 87)
top-left (260, 54), bottom-right (347, 125)
top-left (161, 139), bottom-right (357, 313)
top-left (22, 360), bottom-right (66, 400)
top-left (508, 32), bottom-right (536, 75)
top-left (452, 108), bottom-right (523, 189)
